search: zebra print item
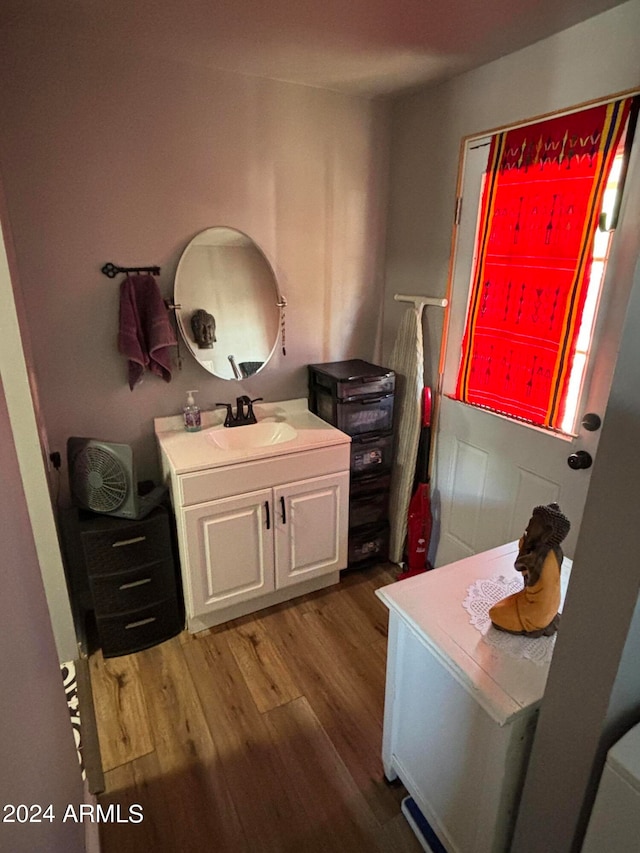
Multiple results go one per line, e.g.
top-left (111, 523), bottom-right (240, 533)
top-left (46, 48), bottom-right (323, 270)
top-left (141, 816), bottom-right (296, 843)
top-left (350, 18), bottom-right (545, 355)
top-left (60, 660), bottom-right (85, 780)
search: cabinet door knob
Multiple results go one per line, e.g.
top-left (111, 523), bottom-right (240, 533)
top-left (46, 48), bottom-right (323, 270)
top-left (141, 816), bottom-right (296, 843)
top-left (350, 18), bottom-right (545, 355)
top-left (264, 501), bottom-right (271, 530)
top-left (280, 496), bottom-right (287, 524)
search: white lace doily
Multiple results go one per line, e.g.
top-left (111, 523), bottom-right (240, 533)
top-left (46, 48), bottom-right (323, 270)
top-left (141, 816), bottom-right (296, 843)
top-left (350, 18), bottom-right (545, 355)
top-left (462, 573), bottom-right (558, 665)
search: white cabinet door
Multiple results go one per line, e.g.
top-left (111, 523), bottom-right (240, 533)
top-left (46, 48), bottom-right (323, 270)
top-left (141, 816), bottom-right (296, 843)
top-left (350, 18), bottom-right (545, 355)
top-left (184, 488), bottom-right (275, 616)
top-left (274, 472), bottom-right (349, 589)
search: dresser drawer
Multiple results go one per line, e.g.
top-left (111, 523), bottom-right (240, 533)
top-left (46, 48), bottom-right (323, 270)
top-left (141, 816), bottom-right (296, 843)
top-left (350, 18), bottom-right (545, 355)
top-left (96, 598), bottom-right (183, 658)
top-left (81, 513), bottom-right (172, 576)
top-left (88, 559), bottom-right (177, 615)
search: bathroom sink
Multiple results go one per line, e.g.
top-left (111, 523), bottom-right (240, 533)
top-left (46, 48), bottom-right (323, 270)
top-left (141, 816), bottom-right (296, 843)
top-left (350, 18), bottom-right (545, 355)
top-left (207, 421), bottom-right (298, 451)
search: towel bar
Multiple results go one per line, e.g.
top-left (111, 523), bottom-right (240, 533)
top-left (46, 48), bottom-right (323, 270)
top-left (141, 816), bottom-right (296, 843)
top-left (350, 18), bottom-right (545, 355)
top-left (102, 262), bottom-right (161, 278)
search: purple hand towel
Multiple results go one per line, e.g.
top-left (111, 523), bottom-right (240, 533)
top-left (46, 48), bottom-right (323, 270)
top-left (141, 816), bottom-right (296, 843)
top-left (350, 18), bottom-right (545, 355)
top-left (118, 274), bottom-right (177, 389)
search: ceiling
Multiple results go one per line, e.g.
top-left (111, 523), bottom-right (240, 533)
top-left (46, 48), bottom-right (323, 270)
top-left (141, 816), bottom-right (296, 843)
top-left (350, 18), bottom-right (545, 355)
top-left (1, 0), bottom-right (631, 97)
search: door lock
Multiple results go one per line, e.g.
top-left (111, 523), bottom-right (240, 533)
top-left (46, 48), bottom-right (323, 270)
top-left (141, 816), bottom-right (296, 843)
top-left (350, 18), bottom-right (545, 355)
top-left (567, 450), bottom-right (593, 470)
top-left (581, 413), bottom-right (602, 432)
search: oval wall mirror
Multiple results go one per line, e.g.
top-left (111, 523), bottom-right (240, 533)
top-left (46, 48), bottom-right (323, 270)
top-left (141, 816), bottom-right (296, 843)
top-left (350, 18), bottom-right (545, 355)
top-left (174, 227), bottom-right (283, 380)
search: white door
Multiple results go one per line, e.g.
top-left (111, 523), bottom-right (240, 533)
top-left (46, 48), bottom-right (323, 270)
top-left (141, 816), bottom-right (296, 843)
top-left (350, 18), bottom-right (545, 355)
top-left (184, 489), bottom-right (275, 615)
top-left (274, 472), bottom-right (349, 588)
top-left (435, 127), bottom-right (640, 566)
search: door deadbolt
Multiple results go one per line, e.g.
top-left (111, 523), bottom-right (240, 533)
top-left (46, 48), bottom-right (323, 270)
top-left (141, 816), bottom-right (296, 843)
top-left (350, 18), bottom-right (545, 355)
top-left (581, 413), bottom-right (602, 432)
top-left (567, 450), bottom-right (593, 470)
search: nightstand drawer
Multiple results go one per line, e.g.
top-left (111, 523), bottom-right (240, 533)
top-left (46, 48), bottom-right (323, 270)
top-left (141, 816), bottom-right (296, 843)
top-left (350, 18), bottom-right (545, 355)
top-left (81, 514), bottom-right (172, 576)
top-left (89, 559), bottom-right (177, 615)
top-left (97, 598), bottom-right (183, 658)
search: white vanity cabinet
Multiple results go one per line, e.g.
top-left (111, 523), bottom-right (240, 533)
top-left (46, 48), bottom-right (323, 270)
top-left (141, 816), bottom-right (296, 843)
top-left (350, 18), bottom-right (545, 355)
top-left (184, 470), bottom-right (349, 622)
top-left (155, 401), bottom-right (351, 633)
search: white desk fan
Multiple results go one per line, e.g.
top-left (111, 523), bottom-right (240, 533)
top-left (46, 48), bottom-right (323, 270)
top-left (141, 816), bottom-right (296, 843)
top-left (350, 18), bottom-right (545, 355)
top-left (67, 437), bottom-right (165, 520)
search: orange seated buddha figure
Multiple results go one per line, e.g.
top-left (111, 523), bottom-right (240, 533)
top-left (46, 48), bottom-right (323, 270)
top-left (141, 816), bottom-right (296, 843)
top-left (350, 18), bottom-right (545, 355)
top-left (489, 502), bottom-right (571, 638)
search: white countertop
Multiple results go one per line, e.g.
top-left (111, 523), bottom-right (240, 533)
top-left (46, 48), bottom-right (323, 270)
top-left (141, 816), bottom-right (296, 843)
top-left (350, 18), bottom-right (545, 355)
top-left (377, 541), bottom-right (573, 724)
top-left (155, 398), bottom-right (351, 474)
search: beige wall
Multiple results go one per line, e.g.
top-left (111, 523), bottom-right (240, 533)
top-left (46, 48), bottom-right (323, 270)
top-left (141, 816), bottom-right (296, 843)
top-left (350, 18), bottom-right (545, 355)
top-left (0, 8), bottom-right (390, 826)
top-left (0, 372), bottom-right (84, 852)
top-left (0, 21), bottom-right (389, 487)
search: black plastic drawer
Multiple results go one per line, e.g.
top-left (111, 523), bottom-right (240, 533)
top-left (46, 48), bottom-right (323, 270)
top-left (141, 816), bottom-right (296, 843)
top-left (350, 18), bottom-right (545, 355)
top-left (88, 559), bottom-right (177, 616)
top-left (308, 359), bottom-right (395, 399)
top-left (349, 476), bottom-right (391, 528)
top-left (313, 387), bottom-right (394, 436)
top-left (309, 358), bottom-right (395, 399)
top-left (97, 598), bottom-right (183, 658)
top-left (348, 523), bottom-right (390, 567)
top-left (350, 432), bottom-right (394, 476)
top-left (81, 513), bottom-right (172, 576)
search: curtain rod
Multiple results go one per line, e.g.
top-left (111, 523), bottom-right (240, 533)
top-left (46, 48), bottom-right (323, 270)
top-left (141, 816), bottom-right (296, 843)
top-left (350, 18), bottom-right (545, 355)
top-left (394, 293), bottom-right (448, 308)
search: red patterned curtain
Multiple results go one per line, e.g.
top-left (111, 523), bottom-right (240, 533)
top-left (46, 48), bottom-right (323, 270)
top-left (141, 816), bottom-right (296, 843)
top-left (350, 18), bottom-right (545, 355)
top-left (455, 98), bottom-right (634, 429)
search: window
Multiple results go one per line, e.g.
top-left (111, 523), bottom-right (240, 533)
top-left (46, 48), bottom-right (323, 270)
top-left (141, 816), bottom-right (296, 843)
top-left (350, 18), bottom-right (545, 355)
top-left (559, 149), bottom-right (623, 432)
top-left (454, 97), bottom-right (637, 433)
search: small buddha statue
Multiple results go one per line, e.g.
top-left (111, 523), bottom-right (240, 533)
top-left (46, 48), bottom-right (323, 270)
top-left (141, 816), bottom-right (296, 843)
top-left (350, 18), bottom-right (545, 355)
top-left (191, 309), bottom-right (216, 349)
top-left (489, 502), bottom-right (570, 638)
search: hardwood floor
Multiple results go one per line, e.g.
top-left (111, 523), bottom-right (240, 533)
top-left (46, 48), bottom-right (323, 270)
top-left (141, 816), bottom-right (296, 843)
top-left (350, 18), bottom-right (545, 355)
top-left (90, 564), bottom-right (422, 853)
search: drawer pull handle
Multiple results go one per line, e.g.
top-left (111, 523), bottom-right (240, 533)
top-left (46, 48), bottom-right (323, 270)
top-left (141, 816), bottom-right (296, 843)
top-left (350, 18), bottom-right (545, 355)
top-left (119, 577), bottom-right (152, 591)
top-left (112, 536), bottom-right (147, 548)
top-left (265, 500), bottom-right (271, 530)
top-left (280, 496), bottom-right (287, 525)
top-left (125, 617), bottom-right (157, 630)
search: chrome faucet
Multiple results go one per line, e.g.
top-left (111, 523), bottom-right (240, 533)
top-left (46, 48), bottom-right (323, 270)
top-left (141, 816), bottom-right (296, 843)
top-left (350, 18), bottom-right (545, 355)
top-left (216, 396), bottom-right (263, 427)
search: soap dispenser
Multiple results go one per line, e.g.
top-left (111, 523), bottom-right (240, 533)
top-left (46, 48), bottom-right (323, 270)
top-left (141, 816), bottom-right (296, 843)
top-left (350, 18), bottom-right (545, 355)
top-left (183, 390), bottom-right (201, 432)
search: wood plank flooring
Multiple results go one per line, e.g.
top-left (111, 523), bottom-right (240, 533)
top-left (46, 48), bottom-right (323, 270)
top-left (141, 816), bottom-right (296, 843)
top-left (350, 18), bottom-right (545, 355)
top-left (90, 564), bottom-right (422, 852)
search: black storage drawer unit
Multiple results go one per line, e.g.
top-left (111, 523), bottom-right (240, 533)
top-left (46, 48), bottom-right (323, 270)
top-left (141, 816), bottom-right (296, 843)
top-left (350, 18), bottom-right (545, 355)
top-left (61, 505), bottom-right (183, 657)
top-left (308, 358), bottom-right (395, 568)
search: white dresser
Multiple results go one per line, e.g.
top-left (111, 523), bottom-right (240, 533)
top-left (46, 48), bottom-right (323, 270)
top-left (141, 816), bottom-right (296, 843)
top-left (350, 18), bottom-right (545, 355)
top-left (377, 542), bottom-right (571, 853)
